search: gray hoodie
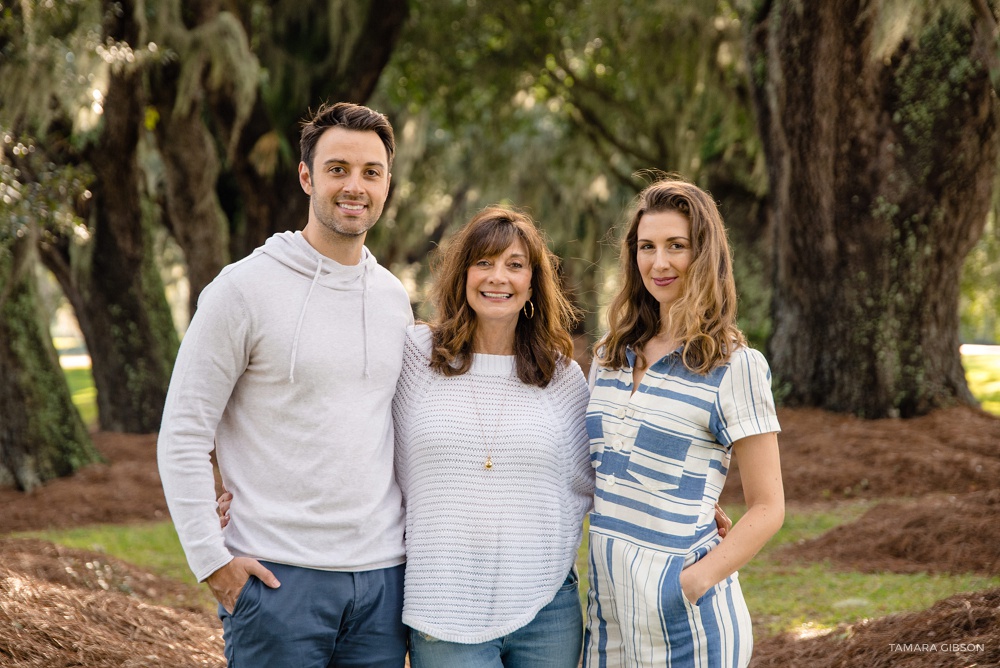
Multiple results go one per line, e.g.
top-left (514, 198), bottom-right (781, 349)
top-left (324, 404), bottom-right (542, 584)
top-left (158, 231), bottom-right (413, 582)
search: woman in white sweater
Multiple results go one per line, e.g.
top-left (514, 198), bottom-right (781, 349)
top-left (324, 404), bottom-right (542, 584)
top-left (393, 206), bottom-right (593, 667)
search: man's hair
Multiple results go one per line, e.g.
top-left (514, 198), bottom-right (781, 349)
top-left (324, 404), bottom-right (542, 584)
top-left (598, 175), bottom-right (745, 375)
top-left (429, 206), bottom-right (579, 388)
top-left (299, 102), bottom-right (396, 172)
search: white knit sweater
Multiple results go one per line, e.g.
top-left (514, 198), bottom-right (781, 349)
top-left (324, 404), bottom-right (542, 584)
top-left (393, 325), bottom-right (594, 643)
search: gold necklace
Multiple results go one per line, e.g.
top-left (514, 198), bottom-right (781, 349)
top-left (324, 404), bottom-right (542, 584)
top-left (469, 363), bottom-right (514, 470)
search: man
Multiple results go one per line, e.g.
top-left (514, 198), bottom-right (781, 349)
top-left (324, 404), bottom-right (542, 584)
top-left (157, 102), bottom-right (412, 667)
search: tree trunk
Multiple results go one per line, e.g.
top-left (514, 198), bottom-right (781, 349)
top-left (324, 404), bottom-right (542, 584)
top-left (743, 1), bottom-right (1000, 417)
top-left (39, 0), bottom-right (179, 433)
top-left (148, 0), bottom-right (231, 316)
top-left (0, 239), bottom-right (100, 491)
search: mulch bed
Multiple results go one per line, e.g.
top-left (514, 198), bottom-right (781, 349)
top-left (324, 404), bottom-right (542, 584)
top-left (0, 406), bottom-right (998, 666)
top-left (0, 539), bottom-right (223, 667)
top-left (750, 587), bottom-right (1000, 668)
top-left (0, 433), bottom-right (170, 534)
top-left (779, 489), bottom-right (1000, 575)
top-left (721, 406), bottom-right (1000, 505)
top-left (0, 538), bottom-right (205, 610)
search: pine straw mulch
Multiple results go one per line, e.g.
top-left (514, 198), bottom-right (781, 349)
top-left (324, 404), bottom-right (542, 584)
top-left (0, 406), bottom-right (998, 666)
top-left (0, 539), bottom-right (223, 668)
top-left (0, 432), bottom-right (170, 534)
top-left (750, 587), bottom-right (1000, 668)
top-left (778, 489), bottom-right (1000, 576)
top-left (721, 405), bottom-right (1000, 505)
top-left (0, 432), bottom-right (225, 667)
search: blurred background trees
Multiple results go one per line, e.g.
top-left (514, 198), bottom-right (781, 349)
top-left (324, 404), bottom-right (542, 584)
top-left (1, 0), bottom-right (999, 489)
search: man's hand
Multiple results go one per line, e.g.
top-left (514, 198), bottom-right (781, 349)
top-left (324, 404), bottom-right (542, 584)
top-left (207, 557), bottom-right (281, 614)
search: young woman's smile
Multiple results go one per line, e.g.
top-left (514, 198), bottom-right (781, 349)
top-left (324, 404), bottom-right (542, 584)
top-left (636, 210), bottom-right (692, 311)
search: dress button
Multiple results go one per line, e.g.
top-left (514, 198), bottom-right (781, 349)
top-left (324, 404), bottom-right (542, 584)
top-left (607, 474), bottom-right (616, 486)
top-left (615, 407), bottom-right (626, 419)
top-left (591, 460), bottom-right (599, 468)
top-left (613, 439), bottom-right (623, 451)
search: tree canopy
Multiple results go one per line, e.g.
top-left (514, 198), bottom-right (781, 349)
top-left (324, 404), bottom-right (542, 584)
top-left (1, 0), bottom-right (999, 487)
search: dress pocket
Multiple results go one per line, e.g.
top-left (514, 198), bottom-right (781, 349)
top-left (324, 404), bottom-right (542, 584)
top-left (678, 569), bottom-right (735, 610)
top-left (626, 425), bottom-right (690, 494)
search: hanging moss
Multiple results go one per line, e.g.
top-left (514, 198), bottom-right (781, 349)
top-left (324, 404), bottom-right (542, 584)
top-left (892, 11), bottom-right (981, 181)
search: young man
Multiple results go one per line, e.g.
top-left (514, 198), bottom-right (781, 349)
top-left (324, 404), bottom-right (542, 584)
top-left (157, 102), bottom-right (412, 667)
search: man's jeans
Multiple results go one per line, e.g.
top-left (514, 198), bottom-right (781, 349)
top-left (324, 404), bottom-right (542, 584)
top-left (219, 561), bottom-right (406, 668)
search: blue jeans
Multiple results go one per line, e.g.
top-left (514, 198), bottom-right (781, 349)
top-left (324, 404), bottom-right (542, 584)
top-left (408, 569), bottom-right (583, 668)
top-left (219, 561), bottom-right (406, 668)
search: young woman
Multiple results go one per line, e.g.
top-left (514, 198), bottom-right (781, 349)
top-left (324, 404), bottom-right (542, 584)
top-left (392, 206), bottom-right (593, 667)
top-left (584, 177), bottom-right (784, 667)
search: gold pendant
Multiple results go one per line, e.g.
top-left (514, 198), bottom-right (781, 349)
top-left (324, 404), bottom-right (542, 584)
top-left (484, 457), bottom-right (494, 470)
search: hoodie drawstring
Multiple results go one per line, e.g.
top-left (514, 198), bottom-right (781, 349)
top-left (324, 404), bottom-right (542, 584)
top-left (289, 259), bottom-right (323, 383)
top-left (362, 264), bottom-right (371, 378)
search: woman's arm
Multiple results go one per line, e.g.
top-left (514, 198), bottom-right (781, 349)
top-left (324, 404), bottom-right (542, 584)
top-left (679, 431), bottom-right (784, 603)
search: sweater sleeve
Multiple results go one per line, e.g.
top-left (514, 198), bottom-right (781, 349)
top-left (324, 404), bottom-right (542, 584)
top-left (551, 359), bottom-right (595, 512)
top-left (156, 275), bottom-right (251, 582)
top-left (393, 324), bottom-right (433, 506)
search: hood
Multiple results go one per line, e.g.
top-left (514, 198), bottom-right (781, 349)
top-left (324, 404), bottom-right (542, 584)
top-left (258, 230), bottom-right (377, 290)
top-left (258, 231), bottom-right (378, 382)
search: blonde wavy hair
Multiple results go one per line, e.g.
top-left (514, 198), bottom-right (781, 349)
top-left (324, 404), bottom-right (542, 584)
top-left (598, 176), bottom-right (745, 375)
top-left (430, 206), bottom-right (579, 387)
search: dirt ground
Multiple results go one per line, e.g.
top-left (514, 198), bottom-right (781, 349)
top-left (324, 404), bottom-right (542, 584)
top-left (1, 407), bottom-right (999, 667)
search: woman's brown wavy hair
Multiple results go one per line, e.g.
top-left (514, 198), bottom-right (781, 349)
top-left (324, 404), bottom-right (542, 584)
top-left (598, 176), bottom-right (745, 375)
top-left (430, 206), bottom-right (579, 387)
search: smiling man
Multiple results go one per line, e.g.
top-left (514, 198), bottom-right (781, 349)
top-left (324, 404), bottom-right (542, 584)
top-left (158, 103), bottom-right (413, 667)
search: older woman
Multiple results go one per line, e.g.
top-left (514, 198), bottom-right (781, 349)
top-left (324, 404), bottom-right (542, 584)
top-left (584, 177), bottom-right (785, 667)
top-left (393, 206), bottom-right (593, 667)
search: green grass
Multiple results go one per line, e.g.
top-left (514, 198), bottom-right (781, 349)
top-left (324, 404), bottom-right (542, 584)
top-left (12, 501), bottom-right (1000, 636)
top-left (731, 502), bottom-right (1000, 636)
top-left (63, 367), bottom-right (98, 428)
top-left (574, 501), bottom-right (1000, 636)
top-left (39, 352), bottom-right (1000, 632)
top-left (963, 353), bottom-right (1000, 415)
top-left (17, 521), bottom-right (197, 586)
top-left (14, 521), bottom-right (218, 611)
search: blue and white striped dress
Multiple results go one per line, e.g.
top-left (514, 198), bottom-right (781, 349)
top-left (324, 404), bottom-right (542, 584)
top-left (583, 345), bottom-right (780, 668)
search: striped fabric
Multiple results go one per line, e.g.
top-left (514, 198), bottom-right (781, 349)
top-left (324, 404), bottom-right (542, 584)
top-left (583, 345), bottom-right (779, 667)
top-left (393, 325), bottom-right (594, 644)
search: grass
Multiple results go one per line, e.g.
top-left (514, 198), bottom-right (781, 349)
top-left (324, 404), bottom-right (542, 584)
top-left (33, 350), bottom-right (1000, 632)
top-left (731, 502), bottom-right (1000, 636)
top-left (17, 521), bottom-right (197, 587)
top-left (963, 352), bottom-right (1000, 415)
top-left (18, 503), bottom-right (1000, 636)
top-left (14, 521), bottom-right (218, 611)
top-left (63, 367), bottom-right (98, 428)
top-left (576, 502), bottom-right (1000, 636)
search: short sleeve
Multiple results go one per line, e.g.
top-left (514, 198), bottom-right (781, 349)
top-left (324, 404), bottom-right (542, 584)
top-left (711, 347), bottom-right (781, 448)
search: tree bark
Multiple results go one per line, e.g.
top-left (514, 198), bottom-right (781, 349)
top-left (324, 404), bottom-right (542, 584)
top-left (39, 0), bottom-right (179, 433)
top-left (744, 1), bottom-right (999, 417)
top-left (148, 0), bottom-right (231, 316)
top-left (0, 238), bottom-right (100, 491)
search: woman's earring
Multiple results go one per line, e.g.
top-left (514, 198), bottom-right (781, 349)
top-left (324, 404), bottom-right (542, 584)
top-left (522, 299), bottom-right (535, 320)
